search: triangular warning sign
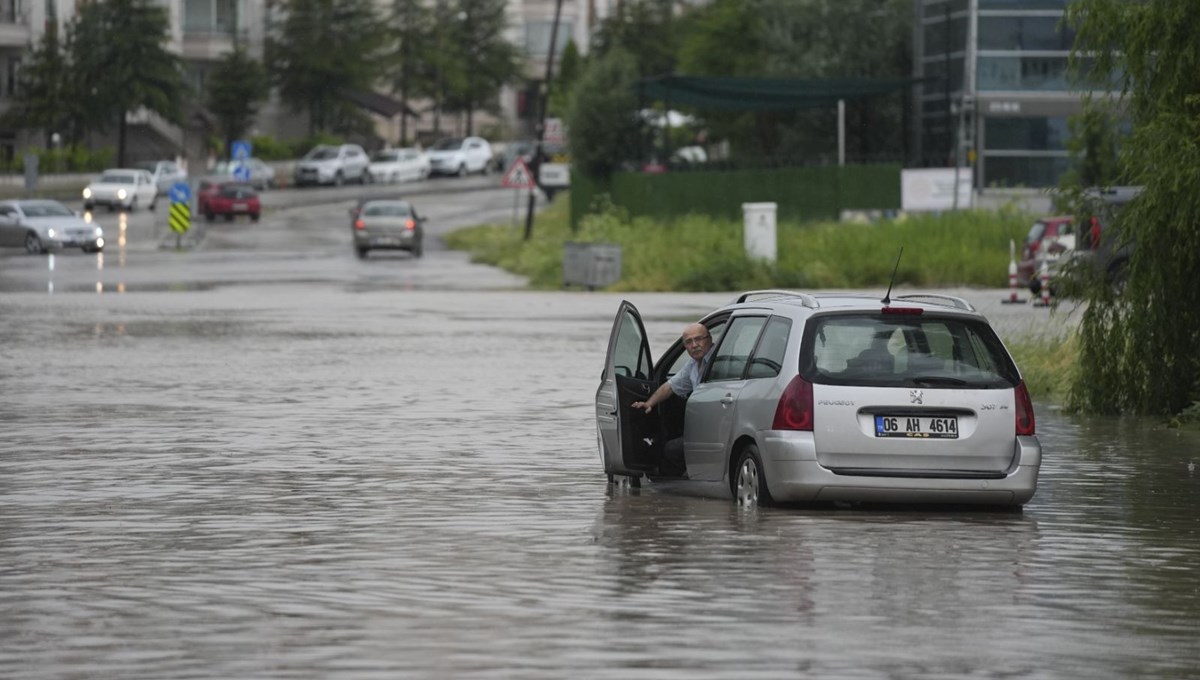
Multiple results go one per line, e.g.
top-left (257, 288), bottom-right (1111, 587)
top-left (502, 158), bottom-right (535, 189)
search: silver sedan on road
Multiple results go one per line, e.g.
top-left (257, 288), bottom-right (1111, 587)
top-left (350, 198), bottom-right (426, 259)
top-left (0, 199), bottom-right (104, 254)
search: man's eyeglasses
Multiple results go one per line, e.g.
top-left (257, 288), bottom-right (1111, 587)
top-left (683, 335), bottom-right (710, 347)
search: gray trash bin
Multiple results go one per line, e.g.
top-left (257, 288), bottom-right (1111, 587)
top-left (563, 242), bottom-right (622, 290)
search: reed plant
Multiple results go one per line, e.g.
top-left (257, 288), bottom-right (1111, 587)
top-left (446, 192), bottom-right (1036, 292)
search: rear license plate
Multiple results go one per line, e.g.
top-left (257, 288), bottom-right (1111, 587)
top-left (233, 202), bottom-right (248, 211)
top-left (874, 415), bottom-right (958, 439)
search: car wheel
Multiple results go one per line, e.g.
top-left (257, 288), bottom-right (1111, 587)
top-left (149, 196), bottom-right (157, 211)
top-left (355, 246), bottom-right (369, 259)
top-left (412, 239), bottom-right (423, 258)
top-left (24, 232), bottom-right (44, 255)
top-left (480, 162), bottom-right (489, 176)
top-left (225, 214), bottom-right (234, 222)
top-left (456, 163), bottom-right (466, 177)
top-left (1028, 278), bottom-right (1042, 295)
top-left (83, 202), bottom-right (94, 212)
top-left (205, 211), bottom-right (215, 222)
top-left (334, 171), bottom-right (344, 187)
top-left (251, 213), bottom-right (260, 222)
top-left (128, 197), bottom-right (138, 213)
top-left (733, 445), bottom-right (773, 507)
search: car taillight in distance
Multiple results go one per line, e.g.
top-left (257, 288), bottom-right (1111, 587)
top-left (772, 375), bottom-right (813, 431)
top-left (1015, 380), bottom-right (1036, 436)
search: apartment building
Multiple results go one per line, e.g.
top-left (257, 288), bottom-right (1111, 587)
top-left (0, 0), bottom-right (598, 163)
top-left (913, 0), bottom-right (1115, 188)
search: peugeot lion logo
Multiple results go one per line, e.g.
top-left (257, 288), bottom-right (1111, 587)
top-left (910, 389), bottom-right (924, 405)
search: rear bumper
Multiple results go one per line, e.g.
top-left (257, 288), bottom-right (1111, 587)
top-left (757, 431), bottom-right (1040, 506)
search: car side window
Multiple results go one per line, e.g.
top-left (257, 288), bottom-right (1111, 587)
top-left (745, 316), bottom-right (791, 379)
top-left (0, 205), bottom-right (14, 217)
top-left (613, 309), bottom-right (651, 380)
top-left (707, 316), bottom-right (767, 382)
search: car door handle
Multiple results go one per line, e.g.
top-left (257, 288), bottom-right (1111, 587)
top-left (720, 394), bottom-right (734, 405)
top-left (608, 410), bottom-right (617, 416)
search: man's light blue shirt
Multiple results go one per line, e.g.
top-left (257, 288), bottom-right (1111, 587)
top-left (667, 346), bottom-right (716, 398)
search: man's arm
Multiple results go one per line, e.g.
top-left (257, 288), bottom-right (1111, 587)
top-left (631, 382), bottom-right (675, 414)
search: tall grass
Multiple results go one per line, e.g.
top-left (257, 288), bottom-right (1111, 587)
top-left (445, 192), bottom-right (1036, 291)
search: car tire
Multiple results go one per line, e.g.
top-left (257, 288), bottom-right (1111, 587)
top-left (733, 444), bottom-right (773, 507)
top-left (24, 232), bottom-right (44, 255)
top-left (225, 214), bottom-right (234, 222)
top-left (149, 196), bottom-right (157, 211)
top-left (456, 164), bottom-right (466, 177)
top-left (128, 198), bottom-right (138, 213)
top-left (355, 246), bottom-right (368, 260)
top-left (334, 171), bottom-right (344, 187)
top-left (251, 213), bottom-right (260, 222)
top-left (205, 211), bottom-right (215, 222)
top-left (412, 239), bottom-right (423, 258)
top-left (83, 202), bottom-right (94, 212)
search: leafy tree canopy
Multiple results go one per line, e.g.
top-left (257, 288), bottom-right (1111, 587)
top-left (566, 49), bottom-right (640, 180)
top-left (207, 47), bottom-right (271, 157)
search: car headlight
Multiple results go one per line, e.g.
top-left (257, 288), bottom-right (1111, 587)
top-left (94, 226), bottom-right (103, 236)
top-left (82, 187), bottom-right (92, 199)
top-left (47, 228), bottom-right (56, 238)
top-left (117, 189), bottom-right (127, 200)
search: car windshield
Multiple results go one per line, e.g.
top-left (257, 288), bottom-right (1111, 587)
top-left (361, 202), bottom-right (412, 217)
top-left (430, 138), bottom-right (464, 151)
top-left (135, 162), bottom-right (158, 173)
top-left (372, 151), bottom-right (399, 162)
top-left (805, 314), bottom-right (1018, 388)
top-left (20, 201), bottom-right (73, 217)
top-left (1025, 221), bottom-right (1047, 243)
top-left (305, 147), bottom-right (338, 160)
top-left (99, 173), bottom-right (135, 184)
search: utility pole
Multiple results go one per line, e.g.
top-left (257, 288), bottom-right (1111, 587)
top-left (523, 0), bottom-right (564, 241)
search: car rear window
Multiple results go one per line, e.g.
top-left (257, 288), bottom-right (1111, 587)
top-left (362, 202), bottom-right (412, 217)
top-left (802, 313), bottom-right (1018, 388)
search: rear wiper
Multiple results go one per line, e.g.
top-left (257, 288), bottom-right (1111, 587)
top-left (911, 376), bottom-right (969, 386)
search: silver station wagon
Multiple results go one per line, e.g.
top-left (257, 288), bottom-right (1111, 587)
top-left (595, 291), bottom-right (1040, 508)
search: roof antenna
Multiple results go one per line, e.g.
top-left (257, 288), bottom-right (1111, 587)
top-left (881, 247), bottom-right (904, 306)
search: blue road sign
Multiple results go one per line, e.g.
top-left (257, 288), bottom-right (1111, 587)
top-left (231, 139), bottom-right (251, 161)
top-left (169, 181), bottom-right (191, 204)
top-left (233, 163), bottom-right (252, 182)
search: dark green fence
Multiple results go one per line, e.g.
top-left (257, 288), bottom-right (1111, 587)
top-left (570, 164), bottom-right (901, 229)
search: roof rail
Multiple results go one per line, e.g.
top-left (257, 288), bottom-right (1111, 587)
top-left (734, 290), bottom-right (819, 308)
top-left (893, 293), bottom-right (975, 312)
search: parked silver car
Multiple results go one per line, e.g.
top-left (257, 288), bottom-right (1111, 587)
top-left (293, 144), bottom-right (369, 186)
top-left (0, 199), bottom-right (104, 254)
top-left (596, 291), bottom-right (1040, 508)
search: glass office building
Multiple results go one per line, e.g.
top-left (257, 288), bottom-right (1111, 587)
top-left (914, 0), bottom-right (1105, 188)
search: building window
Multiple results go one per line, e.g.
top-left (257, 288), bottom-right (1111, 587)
top-left (979, 15), bottom-right (1074, 51)
top-left (977, 55), bottom-right (1076, 91)
top-left (979, 0), bottom-right (1069, 9)
top-left (984, 155), bottom-right (1070, 188)
top-left (184, 0), bottom-right (239, 35)
top-left (985, 116), bottom-right (1069, 150)
top-left (524, 20), bottom-right (573, 57)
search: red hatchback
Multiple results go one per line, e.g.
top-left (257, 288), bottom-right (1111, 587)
top-left (201, 181), bottom-right (260, 222)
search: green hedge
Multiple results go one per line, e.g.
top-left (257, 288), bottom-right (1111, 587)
top-left (571, 164), bottom-right (902, 229)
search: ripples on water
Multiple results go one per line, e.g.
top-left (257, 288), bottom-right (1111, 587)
top-left (1, 289), bottom-right (1198, 679)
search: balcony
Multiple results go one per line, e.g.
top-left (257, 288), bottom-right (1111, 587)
top-left (0, 0), bottom-right (29, 49)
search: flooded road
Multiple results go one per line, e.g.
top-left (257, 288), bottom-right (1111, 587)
top-left (1, 286), bottom-right (1198, 679)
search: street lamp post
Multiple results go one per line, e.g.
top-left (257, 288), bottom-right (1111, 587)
top-left (522, 0), bottom-right (564, 241)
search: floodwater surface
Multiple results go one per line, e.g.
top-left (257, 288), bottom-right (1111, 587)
top-left (1, 288), bottom-right (1197, 679)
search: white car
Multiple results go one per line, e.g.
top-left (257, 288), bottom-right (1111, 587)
top-left (82, 169), bottom-right (159, 212)
top-left (367, 148), bottom-right (431, 183)
top-left (0, 199), bottom-right (104, 254)
top-left (136, 159), bottom-right (188, 194)
top-left (212, 157), bottom-right (277, 190)
top-left (293, 144), bottom-right (370, 186)
top-left (427, 136), bottom-right (493, 177)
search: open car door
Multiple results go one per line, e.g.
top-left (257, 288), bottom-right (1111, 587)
top-left (595, 301), bottom-right (661, 477)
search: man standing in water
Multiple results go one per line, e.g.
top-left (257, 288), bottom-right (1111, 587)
top-left (630, 322), bottom-right (714, 477)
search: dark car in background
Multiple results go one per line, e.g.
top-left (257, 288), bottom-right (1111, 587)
top-left (350, 198), bottom-right (425, 259)
top-left (1060, 186), bottom-right (1142, 295)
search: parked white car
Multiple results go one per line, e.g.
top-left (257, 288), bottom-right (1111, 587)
top-left (212, 157), bottom-right (277, 190)
top-left (293, 144), bottom-right (370, 186)
top-left (427, 136), bottom-right (493, 177)
top-left (82, 169), bottom-right (159, 212)
top-left (135, 159), bottom-right (188, 194)
top-left (367, 148), bottom-right (431, 183)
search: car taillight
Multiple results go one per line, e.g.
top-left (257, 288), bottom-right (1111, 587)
top-left (1015, 380), bottom-right (1036, 436)
top-left (355, 219), bottom-right (365, 230)
top-left (772, 375), bottom-right (813, 431)
top-left (405, 218), bottom-right (415, 230)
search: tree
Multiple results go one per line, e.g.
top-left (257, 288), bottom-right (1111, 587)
top-left (206, 46), bottom-right (270, 157)
top-left (447, 0), bottom-right (523, 135)
top-left (268, 0), bottom-right (387, 135)
top-left (68, 0), bottom-right (185, 166)
top-left (565, 49), bottom-right (640, 181)
top-left (1065, 0), bottom-right (1200, 416)
top-left (387, 0), bottom-right (436, 143)
top-left (590, 0), bottom-right (679, 78)
top-left (547, 39), bottom-right (581, 118)
top-left (3, 23), bottom-right (71, 148)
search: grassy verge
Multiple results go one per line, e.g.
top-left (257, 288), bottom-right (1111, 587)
top-left (1006, 334), bottom-right (1078, 403)
top-left (445, 191), bottom-right (1035, 291)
